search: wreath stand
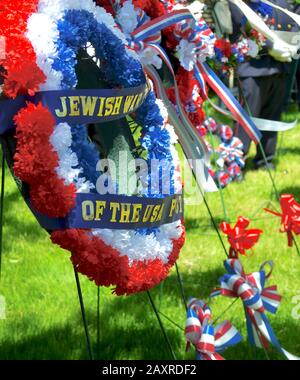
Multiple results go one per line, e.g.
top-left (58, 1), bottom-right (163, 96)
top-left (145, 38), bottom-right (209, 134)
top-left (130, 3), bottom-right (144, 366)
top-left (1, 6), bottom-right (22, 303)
top-left (0, 125), bottom-right (189, 361)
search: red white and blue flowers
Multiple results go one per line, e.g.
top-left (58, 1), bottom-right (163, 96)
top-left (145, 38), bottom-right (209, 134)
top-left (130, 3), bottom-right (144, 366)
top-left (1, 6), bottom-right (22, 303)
top-left (1, 0), bottom-right (185, 295)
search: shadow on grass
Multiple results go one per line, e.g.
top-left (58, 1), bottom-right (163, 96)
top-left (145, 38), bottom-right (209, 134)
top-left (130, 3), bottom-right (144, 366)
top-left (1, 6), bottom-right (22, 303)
top-left (162, 265), bottom-right (225, 301)
top-left (184, 215), bottom-right (225, 231)
top-left (224, 316), bottom-right (300, 360)
top-left (2, 188), bottom-right (47, 248)
top-left (277, 146), bottom-right (300, 157)
top-left (89, 292), bottom-right (184, 360)
top-left (0, 285), bottom-right (299, 360)
top-left (0, 321), bottom-right (88, 360)
top-left (278, 186), bottom-right (300, 200)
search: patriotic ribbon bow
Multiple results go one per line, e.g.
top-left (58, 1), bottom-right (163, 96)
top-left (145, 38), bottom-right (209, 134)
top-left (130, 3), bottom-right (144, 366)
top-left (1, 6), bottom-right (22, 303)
top-left (174, 18), bottom-right (216, 71)
top-left (218, 139), bottom-right (245, 169)
top-left (220, 216), bottom-right (263, 258)
top-left (211, 259), bottom-right (296, 355)
top-left (185, 298), bottom-right (242, 360)
top-left (264, 194), bottom-right (300, 247)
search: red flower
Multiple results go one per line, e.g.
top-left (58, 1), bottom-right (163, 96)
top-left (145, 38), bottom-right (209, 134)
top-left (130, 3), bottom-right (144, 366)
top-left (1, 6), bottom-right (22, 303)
top-left (264, 194), bottom-right (300, 247)
top-left (220, 216), bottom-right (263, 258)
top-left (51, 228), bottom-right (185, 295)
top-left (215, 39), bottom-right (232, 58)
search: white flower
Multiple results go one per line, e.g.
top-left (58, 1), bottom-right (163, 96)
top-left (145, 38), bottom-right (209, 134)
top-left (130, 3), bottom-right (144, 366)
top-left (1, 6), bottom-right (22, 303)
top-left (247, 39), bottom-right (259, 58)
top-left (176, 39), bottom-right (197, 71)
top-left (156, 99), bottom-right (169, 123)
top-left (138, 47), bottom-right (163, 70)
top-left (116, 1), bottom-right (139, 37)
top-left (186, 1), bottom-right (205, 21)
top-left (197, 38), bottom-right (216, 63)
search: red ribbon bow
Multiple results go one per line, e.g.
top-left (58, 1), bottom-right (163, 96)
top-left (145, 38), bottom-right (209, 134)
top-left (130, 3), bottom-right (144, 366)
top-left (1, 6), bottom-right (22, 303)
top-left (264, 194), bottom-right (300, 247)
top-left (220, 216), bottom-right (263, 258)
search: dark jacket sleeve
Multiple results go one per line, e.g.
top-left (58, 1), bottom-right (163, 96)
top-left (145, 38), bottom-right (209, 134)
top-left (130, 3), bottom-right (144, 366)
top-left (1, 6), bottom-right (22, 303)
top-left (228, 0), bottom-right (298, 77)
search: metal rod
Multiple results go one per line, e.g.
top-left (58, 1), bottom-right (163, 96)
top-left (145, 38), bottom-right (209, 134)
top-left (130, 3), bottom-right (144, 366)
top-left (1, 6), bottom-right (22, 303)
top-left (97, 286), bottom-right (100, 360)
top-left (74, 268), bottom-right (94, 360)
top-left (0, 152), bottom-right (6, 279)
top-left (202, 192), bottom-right (229, 257)
top-left (147, 291), bottom-right (177, 360)
top-left (175, 262), bottom-right (188, 310)
top-left (212, 298), bottom-right (239, 326)
top-left (237, 77), bottom-right (300, 256)
top-left (158, 311), bottom-right (184, 332)
top-left (206, 119), bottom-right (229, 223)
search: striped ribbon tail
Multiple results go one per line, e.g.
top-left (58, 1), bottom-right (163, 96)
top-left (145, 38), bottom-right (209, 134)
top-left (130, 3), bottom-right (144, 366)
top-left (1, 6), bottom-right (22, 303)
top-left (196, 62), bottom-right (262, 143)
top-left (132, 9), bottom-right (194, 42)
top-left (215, 321), bottom-right (243, 352)
top-left (145, 65), bottom-right (217, 193)
top-left (214, 259), bottom-right (300, 360)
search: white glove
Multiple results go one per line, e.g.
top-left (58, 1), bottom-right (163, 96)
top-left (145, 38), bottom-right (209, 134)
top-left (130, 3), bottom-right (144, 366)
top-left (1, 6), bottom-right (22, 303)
top-left (269, 39), bottom-right (293, 62)
top-left (216, 158), bottom-right (225, 168)
top-left (186, 1), bottom-right (205, 21)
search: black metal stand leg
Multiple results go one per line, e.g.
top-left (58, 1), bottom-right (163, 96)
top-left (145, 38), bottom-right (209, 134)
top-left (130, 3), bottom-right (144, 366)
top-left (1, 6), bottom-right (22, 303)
top-left (0, 152), bottom-right (6, 279)
top-left (147, 291), bottom-right (177, 360)
top-left (97, 286), bottom-right (100, 360)
top-left (175, 262), bottom-right (187, 310)
top-left (74, 268), bottom-right (94, 360)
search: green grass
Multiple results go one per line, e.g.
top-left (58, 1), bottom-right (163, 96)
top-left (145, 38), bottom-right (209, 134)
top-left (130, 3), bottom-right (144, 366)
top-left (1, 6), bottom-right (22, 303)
top-left (1, 105), bottom-right (300, 360)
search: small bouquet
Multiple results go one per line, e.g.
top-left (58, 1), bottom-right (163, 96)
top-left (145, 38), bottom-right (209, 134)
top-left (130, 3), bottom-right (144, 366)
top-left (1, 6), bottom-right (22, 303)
top-left (207, 38), bottom-right (248, 74)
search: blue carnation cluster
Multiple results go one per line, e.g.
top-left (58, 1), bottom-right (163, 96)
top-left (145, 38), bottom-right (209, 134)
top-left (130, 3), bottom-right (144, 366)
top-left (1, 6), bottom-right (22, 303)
top-left (52, 8), bottom-right (176, 234)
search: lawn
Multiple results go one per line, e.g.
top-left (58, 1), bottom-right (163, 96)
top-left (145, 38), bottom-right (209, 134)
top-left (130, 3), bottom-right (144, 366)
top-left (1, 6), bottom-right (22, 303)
top-left (0, 105), bottom-right (300, 360)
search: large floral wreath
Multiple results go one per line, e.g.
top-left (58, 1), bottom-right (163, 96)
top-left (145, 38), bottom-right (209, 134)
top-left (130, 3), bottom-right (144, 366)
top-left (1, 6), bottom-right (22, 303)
top-left (0, 0), bottom-right (185, 295)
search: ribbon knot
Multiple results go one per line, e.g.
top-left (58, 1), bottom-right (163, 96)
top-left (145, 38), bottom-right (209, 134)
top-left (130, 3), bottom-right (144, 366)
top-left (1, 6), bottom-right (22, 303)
top-left (264, 194), bottom-right (300, 247)
top-left (211, 259), bottom-right (284, 352)
top-left (185, 298), bottom-right (242, 360)
top-left (174, 18), bottom-right (216, 71)
top-left (220, 216), bottom-right (263, 258)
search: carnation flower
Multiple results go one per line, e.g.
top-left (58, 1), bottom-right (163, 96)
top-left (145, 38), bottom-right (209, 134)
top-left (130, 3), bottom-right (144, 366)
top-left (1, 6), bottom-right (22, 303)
top-left (247, 39), bottom-right (259, 58)
top-left (176, 39), bottom-right (197, 71)
top-left (116, 0), bottom-right (139, 37)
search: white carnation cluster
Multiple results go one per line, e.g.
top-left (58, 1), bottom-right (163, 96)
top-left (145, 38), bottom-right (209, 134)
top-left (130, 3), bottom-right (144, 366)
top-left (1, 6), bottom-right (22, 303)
top-left (26, 0), bottom-right (184, 265)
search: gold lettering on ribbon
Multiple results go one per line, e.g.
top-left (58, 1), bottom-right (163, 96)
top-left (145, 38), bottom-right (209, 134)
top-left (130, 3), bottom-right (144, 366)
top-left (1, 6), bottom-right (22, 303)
top-left (95, 201), bottom-right (107, 221)
top-left (82, 201), bottom-right (95, 221)
top-left (80, 96), bottom-right (98, 116)
top-left (110, 202), bottom-right (120, 223)
top-left (104, 97), bottom-right (115, 117)
top-left (55, 97), bottom-right (68, 117)
top-left (119, 203), bottom-right (131, 223)
top-left (112, 96), bottom-right (123, 116)
top-left (123, 96), bottom-right (134, 113)
top-left (69, 96), bottom-right (80, 116)
top-left (97, 97), bottom-right (106, 117)
top-left (131, 204), bottom-right (143, 223)
top-left (143, 205), bottom-right (154, 223)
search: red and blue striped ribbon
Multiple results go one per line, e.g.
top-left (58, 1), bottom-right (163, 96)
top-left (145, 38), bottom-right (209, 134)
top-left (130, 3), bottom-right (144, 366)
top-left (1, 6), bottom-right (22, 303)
top-left (211, 259), bottom-right (299, 359)
top-left (185, 298), bottom-right (242, 360)
top-left (196, 62), bottom-right (262, 143)
top-left (131, 8), bottom-right (261, 144)
top-left (131, 9), bottom-right (194, 42)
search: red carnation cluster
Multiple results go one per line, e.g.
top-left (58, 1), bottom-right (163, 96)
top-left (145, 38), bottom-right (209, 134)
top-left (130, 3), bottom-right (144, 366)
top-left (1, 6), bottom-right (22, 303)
top-left (215, 39), bottom-right (232, 58)
top-left (167, 67), bottom-right (206, 127)
top-left (52, 228), bottom-right (185, 295)
top-left (13, 103), bottom-right (76, 217)
top-left (0, 0), bottom-right (46, 99)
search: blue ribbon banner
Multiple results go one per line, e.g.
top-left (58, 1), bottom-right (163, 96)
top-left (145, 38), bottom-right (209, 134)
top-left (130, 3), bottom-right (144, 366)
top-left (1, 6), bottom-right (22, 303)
top-left (28, 193), bottom-right (184, 231)
top-left (0, 83), bottom-right (150, 134)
